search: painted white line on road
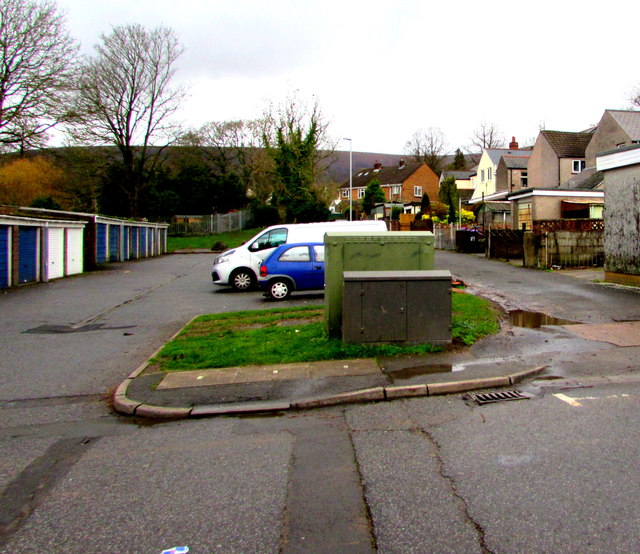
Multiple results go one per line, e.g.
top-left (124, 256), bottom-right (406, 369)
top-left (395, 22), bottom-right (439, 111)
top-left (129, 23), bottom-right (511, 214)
top-left (553, 393), bottom-right (583, 407)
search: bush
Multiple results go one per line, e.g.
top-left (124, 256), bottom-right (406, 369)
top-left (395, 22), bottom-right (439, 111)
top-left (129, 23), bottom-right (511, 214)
top-left (250, 201), bottom-right (280, 227)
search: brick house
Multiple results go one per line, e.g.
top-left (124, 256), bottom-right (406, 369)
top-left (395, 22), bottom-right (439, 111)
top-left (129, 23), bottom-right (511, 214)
top-left (339, 160), bottom-right (440, 214)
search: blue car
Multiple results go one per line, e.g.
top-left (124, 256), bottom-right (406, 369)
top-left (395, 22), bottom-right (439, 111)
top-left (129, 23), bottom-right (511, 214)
top-left (259, 242), bottom-right (325, 300)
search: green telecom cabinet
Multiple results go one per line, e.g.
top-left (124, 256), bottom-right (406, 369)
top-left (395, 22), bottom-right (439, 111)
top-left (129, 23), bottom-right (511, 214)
top-left (324, 231), bottom-right (435, 338)
top-left (342, 270), bottom-right (452, 345)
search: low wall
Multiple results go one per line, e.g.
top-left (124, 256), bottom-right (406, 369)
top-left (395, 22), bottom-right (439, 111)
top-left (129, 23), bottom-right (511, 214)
top-left (524, 230), bottom-right (604, 268)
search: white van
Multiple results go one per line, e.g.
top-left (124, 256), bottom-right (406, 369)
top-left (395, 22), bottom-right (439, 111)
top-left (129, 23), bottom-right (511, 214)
top-left (212, 220), bottom-right (387, 290)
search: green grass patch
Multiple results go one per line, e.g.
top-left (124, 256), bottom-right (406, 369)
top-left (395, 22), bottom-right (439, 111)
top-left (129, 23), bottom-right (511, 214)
top-left (167, 227), bottom-right (264, 252)
top-left (153, 293), bottom-right (500, 371)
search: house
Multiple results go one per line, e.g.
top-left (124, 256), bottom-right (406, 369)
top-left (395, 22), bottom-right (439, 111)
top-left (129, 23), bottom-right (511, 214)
top-left (470, 138), bottom-right (531, 202)
top-left (527, 130), bottom-right (593, 189)
top-left (508, 188), bottom-right (604, 230)
top-left (439, 170), bottom-right (475, 191)
top-left (495, 154), bottom-right (530, 194)
top-left (506, 129), bottom-right (603, 230)
top-left (596, 143), bottom-right (640, 285)
top-left (339, 160), bottom-right (440, 215)
top-left (585, 109), bottom-right (640, 168)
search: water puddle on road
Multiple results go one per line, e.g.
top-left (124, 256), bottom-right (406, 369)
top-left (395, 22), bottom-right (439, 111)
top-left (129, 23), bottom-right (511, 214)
top-left (387, 363), bottom-right (464, 383)
top-left (509, 310), bottom-right (579, 328)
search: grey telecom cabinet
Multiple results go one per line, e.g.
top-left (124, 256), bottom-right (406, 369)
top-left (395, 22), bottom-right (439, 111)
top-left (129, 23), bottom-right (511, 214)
top-left (342, 270), bottom-right (452, 345)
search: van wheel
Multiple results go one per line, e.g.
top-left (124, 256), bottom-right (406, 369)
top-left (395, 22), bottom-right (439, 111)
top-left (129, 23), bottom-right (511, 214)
top-left (268, 279), bottom-right (292, 300)
top-left (230, 268), bottom-right (256, 291)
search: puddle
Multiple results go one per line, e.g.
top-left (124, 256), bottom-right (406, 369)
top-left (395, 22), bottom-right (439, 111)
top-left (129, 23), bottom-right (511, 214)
top-left (509, 310), bottom-right (579, 328)
top-left (387, 364), bottom-right (464, 382)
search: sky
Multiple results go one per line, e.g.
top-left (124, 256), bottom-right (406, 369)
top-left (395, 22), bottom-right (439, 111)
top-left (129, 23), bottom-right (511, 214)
top-left (56, 0), bottom-right (640, 154)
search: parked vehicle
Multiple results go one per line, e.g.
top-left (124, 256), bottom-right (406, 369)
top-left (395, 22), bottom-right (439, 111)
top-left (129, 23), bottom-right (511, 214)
top-left (211, 220), bottom-right (387, 291)
top-left (259, 242), bottom-right (325, 300)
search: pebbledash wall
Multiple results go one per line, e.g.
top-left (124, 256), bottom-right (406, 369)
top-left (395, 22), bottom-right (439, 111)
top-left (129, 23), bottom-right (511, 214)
top-left (1, 208), bottom-right (168, 289)
top-left (597, 145), bottom-right (640, 286)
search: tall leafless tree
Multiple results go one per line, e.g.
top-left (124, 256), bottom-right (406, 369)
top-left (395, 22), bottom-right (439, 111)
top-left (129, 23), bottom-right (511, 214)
top-left (0, 0), bottom-right (78, 152)
top-left (404, 127), bottom-right (448, 174)
top-left (68, 24), bottom-right (186, 216)
top-left (469, 121), bottom-right (505, 151)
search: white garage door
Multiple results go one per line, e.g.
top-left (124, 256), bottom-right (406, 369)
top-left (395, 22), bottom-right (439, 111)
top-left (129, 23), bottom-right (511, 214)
top-left (47, 228), bottom-right (65, 280)
top-left (65, 228), bottom-right (84, 275)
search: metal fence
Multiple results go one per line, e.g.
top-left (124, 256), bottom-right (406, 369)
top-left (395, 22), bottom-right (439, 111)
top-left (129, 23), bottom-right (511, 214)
top-left (166, 210), bottom-right (253, 236)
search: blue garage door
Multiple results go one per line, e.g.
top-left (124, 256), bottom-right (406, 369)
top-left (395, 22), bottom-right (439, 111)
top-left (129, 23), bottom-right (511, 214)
top-left (140, 228), bottom-right (147, 257)
top-left (109, 225), bottom-right (120, 262)
top-left (130, 227), bottom-right (138, 258)
top-left (96, 223), bottom-right (107, 263)
top-left (19, 226), bottom-right (38, 284)
top-left (0, 226), bottom-right (9, 288)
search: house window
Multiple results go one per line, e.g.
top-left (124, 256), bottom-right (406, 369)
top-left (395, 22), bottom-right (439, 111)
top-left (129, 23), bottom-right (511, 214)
top-left (414, 186), bottom-right (422, 197)
top-left (392, 185), bottom-right (401, 195)
top-left (341, 189), bottom-right (349, 198)
top-left (487, 167), bottom-right (492, 180)
top-left (572, 160), bottom-right (585, 173)
top-left (521, 171), bottom-right (528, 187)
top-left (481, 169), bottom-right (485, 182)
top-left (357, 188), bottom-right (365, 199)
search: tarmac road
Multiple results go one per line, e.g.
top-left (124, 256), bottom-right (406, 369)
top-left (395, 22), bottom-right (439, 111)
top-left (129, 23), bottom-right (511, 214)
top-left (2, 250), bottom-right (640, 552)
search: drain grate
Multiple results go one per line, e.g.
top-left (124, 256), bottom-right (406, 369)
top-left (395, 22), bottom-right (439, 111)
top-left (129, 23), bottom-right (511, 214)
top-left (468, 390), bottom-right (529, 405)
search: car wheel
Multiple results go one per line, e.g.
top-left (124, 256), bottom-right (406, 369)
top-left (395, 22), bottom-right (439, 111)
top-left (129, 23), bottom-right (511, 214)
top-left (230, 268), bottom-right (256, 291)
top-left (268, 279), bottom-right (291, 300)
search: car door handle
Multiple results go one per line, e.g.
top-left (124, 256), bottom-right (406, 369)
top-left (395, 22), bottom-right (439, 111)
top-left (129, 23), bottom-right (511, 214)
top-left (313, 266), bottom-right (322, 270)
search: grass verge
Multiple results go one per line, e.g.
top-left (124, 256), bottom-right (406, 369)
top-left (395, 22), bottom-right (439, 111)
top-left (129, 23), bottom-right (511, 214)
top-left (152, 292), bottom-right (500, 371)
top-left (167, 227), bottom-right (264, 252)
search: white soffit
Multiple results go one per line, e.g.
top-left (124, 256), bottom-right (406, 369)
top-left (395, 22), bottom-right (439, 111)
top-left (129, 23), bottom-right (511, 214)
top-left (597, 146), bottom-right (640, 171)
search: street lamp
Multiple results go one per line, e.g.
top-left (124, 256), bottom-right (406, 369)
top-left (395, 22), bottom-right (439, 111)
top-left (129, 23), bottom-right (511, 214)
top-left (343, 138), bottom-right (352, 220)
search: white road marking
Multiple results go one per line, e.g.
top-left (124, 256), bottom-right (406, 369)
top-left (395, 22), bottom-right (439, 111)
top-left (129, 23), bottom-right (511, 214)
top-left (553, 393), bottom-right (583, 407)
top-left (553, 392), bottom-right (633, 407)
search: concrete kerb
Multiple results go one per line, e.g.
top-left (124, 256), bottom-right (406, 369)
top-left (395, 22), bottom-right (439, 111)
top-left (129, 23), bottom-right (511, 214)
top-left (113, 364), bottom-right (550, 419)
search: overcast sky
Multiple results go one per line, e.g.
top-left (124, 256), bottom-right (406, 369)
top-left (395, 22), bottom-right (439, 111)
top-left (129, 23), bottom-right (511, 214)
top-left (56, 0), bottom-right (639, 154)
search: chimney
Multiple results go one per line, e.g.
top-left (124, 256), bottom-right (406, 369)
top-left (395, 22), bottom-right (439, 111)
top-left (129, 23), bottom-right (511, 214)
top-left (398, 159), bottom-right (405, 169)
top-left (373, 161), bottom-right (382, 170)
top-left (509, 136), bottom-right (519, 149)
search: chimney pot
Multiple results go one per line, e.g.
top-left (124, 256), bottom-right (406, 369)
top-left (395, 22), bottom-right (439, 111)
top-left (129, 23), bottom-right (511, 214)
top-left (509, 136), bottom-right (519, 149)
top-left (373, 161), bottom-right (382, 170)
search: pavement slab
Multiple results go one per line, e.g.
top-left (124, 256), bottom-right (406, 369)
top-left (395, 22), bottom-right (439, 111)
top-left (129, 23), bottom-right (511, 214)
top-left (156, 358), bottom-right (381, 389)
top-left (563, 321), bottom-right (640, 346)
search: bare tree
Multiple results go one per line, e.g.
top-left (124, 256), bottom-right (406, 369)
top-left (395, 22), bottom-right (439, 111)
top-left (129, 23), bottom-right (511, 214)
top-left (68, 24), bottom-right (186, 216)
top-left (0, 0), bottom-right (78, 152)
top-left (630, 86), bottom-right (640, 109)
top-left (404, 127), bottom-right (448, 174)
top-left (469, 121), bottom-right (505, 151)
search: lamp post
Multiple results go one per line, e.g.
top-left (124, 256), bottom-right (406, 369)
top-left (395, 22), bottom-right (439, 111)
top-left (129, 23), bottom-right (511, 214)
top-left (343, 137), bottom-right (353, 220)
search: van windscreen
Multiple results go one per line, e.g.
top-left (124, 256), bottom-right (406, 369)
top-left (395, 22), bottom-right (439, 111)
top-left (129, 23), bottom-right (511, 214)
top-left (249, 228), bottom-right (288, 251)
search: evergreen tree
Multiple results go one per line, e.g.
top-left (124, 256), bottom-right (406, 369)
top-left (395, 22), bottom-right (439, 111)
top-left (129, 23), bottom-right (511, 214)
top-left (450, 148), bottom-right (467, 170)
top-left (439, 175), bottom-right (459, 224)
top-left (362, 179), bottom-right (386, 215)
top-left (420, 192), bottom-right (431, 213)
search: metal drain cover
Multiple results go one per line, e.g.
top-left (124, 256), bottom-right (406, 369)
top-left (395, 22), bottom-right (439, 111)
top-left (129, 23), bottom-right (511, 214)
top-left (467, 390), bottom-right (529, 405)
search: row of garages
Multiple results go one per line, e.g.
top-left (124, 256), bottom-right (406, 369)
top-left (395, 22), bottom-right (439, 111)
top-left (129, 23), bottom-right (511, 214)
top-left (1, 208), bottom-right (168, 289)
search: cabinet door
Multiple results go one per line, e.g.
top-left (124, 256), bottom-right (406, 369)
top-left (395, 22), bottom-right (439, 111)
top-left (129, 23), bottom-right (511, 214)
top-left (360, 280), bottom-right (406, 342)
